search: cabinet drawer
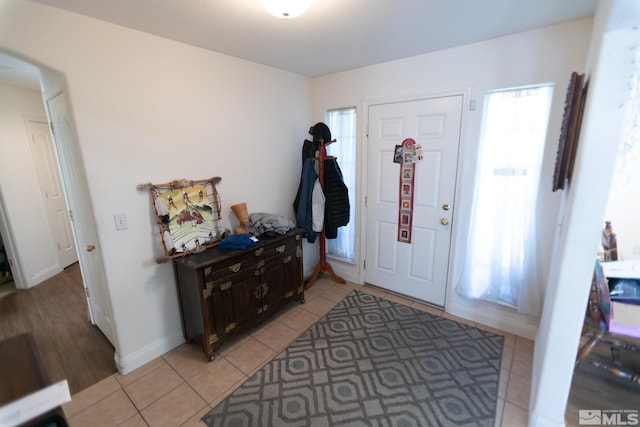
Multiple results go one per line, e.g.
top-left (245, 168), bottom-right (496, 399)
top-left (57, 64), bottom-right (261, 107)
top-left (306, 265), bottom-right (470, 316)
top-left (203, 255), bottom-right (255, 285)
top-left (258, 239), bottom-right (301, 263)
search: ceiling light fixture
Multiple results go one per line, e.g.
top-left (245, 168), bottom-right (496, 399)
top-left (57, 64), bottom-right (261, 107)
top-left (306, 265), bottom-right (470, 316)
top-left (262, 0), bottom-right (310, 19)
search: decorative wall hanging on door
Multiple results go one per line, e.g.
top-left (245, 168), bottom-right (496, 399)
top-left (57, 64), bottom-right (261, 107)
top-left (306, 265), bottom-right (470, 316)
top-left (397, 138), bottom-right (423, 243)
top-left (137, 177), bottom-right (227, 262)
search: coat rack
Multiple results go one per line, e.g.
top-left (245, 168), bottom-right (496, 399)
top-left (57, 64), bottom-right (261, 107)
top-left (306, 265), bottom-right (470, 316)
top-left (306, 140), bottom-right (347, 289)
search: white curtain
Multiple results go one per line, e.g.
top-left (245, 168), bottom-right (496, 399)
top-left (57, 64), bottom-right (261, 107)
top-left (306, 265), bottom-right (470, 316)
top-left (457, 86), bottom-right (552, 317)
top-left (326, 107), bottom-right (356, 261)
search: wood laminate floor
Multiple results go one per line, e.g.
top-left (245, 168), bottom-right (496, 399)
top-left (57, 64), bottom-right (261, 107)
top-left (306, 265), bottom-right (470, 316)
top-left (0, 262), bottom-right (116, 395)
top-left (566, 338), bottom-right (640, 426)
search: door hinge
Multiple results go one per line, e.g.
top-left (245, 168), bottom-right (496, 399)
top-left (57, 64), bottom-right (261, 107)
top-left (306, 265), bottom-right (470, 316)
top-left (84, 287), bottom-right (90, 298)
top-left (363, 259), bottom-right (366, 270)
top-left (68, 210), bottom-right (74, 222)
top-left (364, 196), bottom-right (367, 207)
top-left (49, 123), bottom-right (55, 137)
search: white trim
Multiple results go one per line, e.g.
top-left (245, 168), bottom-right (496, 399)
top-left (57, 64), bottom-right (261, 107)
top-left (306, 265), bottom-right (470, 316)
top-left (113, 330), bottom-right (185, 375)
top-left (447, 296), bottom-right (538, 340)
top-left (325, 255), bottom-right (359, 284)
top-left (0, 188), bottom-right (26, 289)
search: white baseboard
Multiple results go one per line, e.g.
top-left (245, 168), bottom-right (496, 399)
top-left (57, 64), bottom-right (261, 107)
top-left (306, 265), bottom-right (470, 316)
top-left (113, 330), bottom-right (185, 375)
top-left (25, 265), bottom-right (63, 289)
top-left (446, 294), bottom-right (539, 340)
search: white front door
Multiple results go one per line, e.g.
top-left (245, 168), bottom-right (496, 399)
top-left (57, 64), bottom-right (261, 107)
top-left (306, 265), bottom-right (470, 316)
top-left (47, 92), bottom-right (116, 346)
top-left (365, 95), bottom-right (463, 306)
top-left (26, 119), bottom-right (78, 268)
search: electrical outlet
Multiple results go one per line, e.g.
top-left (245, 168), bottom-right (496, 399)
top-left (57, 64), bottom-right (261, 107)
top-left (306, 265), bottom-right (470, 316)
top-left (114, 213), bottom-right (128, 231)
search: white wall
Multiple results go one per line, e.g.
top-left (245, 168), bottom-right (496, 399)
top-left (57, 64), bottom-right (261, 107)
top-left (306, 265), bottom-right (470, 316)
top-left (0, 84), bottom-right (62, 287)
top-left (311, 19), bottom-right (593, 338)
top-left (0, 0), bottom-right (312, 372)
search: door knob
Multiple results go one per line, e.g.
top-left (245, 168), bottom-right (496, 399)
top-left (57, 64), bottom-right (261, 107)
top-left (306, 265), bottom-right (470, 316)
top-left (442, 203), bottom-right (450, 211)
top-left (440, 218), bottom-right (449, 226)
top-left (86, 245), bottom-right (96, 252)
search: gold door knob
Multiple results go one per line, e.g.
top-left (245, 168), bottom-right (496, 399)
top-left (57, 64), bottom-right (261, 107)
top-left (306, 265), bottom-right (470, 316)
top-left (440, 218), bottom-right (449, 226)
top-left (86, 245), bottom-right (96, 252)
top-left (442, 203), bottom-right (450, 211)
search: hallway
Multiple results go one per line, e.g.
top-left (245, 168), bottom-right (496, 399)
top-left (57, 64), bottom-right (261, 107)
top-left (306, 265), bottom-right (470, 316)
top-left (0, 263), bottom-right (116, 395)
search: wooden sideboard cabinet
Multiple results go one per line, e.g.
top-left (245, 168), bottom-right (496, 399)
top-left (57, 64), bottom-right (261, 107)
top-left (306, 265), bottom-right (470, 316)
top-left (173, 229), bottom-right (305, 360)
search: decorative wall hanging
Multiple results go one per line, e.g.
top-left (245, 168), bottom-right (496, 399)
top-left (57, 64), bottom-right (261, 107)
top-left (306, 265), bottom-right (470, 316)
top-left (397, 138), bottom-right (422, 243)
top-left (138, 177), bottom-right (226, 261)
top-left (553, 72), bottom-right (588, 191)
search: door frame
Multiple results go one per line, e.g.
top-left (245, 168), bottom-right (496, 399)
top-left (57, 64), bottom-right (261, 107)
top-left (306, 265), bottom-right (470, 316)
top-left (0, 189), bottom-right (26, 288)
top-left (360, 88), bottom-right (471, 306)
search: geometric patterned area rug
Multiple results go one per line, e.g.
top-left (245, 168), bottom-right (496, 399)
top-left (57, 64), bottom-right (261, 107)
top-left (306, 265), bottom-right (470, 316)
top-left (202, 291), bottom-right (504, 427)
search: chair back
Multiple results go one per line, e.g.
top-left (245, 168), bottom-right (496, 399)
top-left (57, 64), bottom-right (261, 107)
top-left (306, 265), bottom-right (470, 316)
top-left (589, 259), bottom-right (612, 328)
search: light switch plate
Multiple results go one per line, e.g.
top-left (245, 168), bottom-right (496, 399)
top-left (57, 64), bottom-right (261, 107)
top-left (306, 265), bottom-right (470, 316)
top-left (114, 213), bottom-right (128, 230)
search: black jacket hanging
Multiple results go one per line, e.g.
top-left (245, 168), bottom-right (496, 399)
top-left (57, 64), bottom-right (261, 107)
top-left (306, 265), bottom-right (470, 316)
top-left (323, 158), bottom-right (349, 239)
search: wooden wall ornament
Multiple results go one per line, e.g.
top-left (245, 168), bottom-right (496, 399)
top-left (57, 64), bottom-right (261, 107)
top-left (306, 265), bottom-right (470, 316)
top-left (553, 72), bottom-right (588, 191)
top-left (137, 177), bottom-right (226, 262)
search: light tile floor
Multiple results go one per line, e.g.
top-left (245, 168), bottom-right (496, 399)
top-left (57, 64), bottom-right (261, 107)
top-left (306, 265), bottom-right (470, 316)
top-left (62, 278), bottom-right (533, 427)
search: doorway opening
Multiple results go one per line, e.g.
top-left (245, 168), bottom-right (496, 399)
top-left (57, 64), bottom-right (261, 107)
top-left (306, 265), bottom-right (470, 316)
top-left (0, 51), bottom-right (117, 392)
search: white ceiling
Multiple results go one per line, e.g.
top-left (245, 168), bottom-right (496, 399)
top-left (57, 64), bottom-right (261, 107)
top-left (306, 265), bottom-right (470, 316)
top-left (2, 0), bottom-right (598, 90)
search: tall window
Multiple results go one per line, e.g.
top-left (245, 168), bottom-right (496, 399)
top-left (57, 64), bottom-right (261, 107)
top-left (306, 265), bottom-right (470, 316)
top-left (457, 85), bottom-right (553, 317)
top-left (326, 107), bottom-right (356, 262)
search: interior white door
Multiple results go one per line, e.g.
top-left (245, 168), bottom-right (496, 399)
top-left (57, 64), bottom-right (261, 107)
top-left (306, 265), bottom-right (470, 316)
top-left (26, 119), bottom-right (78, 268)
top-left (365, 95), bottom-right (463, 306)
top-left (47, 92), bottom-right (116, 346)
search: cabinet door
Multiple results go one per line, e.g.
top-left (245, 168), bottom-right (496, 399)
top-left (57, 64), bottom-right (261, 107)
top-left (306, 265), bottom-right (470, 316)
top-left (224, 271), bottom-right (263, 332)
top-left (203, 256), bottom-right (261, 338)
top-left (260, 249), bottom-right (303, 310)
top-left (260, 258), bottom-right (288, 311)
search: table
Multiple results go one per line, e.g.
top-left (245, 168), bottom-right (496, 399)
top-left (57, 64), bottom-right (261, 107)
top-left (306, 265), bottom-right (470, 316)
top-left (0, 333), bottom-right (69, 427)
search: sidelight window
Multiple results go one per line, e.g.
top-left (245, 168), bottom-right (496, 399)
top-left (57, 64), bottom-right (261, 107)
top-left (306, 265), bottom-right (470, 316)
top-left (457, 85), bottom-right (553, 316)
top-left (325, 107), bottom-right (356, 262)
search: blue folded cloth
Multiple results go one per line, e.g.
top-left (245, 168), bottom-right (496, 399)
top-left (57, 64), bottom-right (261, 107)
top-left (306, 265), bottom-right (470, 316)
top-left (219, 233), bottom-right (256, 250)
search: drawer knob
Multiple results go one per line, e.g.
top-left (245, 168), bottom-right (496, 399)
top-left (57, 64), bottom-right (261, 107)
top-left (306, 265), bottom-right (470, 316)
top-left (276, 245), bottom-right (286, 253)
top-left (254, 248), bottom-right (264, 256)
top-left (229, 263), bottom-right (241, 273)
top-left (283, 255), bottom-right (292, 264)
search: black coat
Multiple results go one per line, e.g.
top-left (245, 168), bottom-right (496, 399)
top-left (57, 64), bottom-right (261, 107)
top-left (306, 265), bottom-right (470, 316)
top-left (322, 159), bottom-right (349, 239)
